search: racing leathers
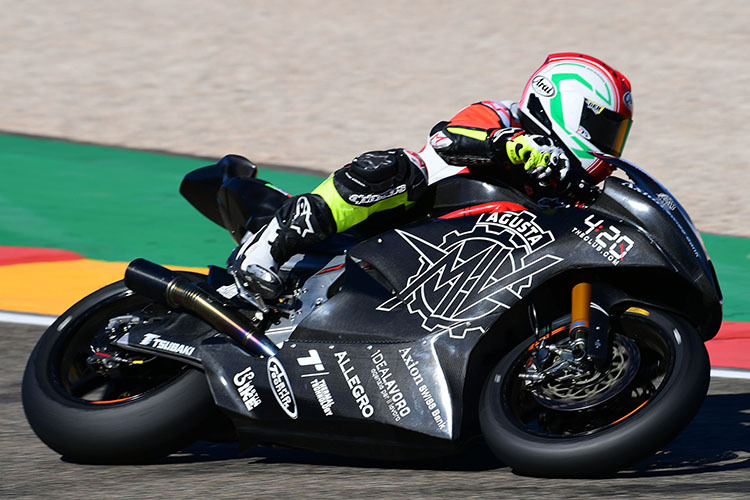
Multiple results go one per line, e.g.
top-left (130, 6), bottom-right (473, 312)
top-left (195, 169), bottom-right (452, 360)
top-left (232, 100), bottom-right (568, 299)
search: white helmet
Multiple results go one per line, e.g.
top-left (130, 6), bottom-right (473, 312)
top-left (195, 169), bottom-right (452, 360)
top-left (519, 53), bottom-right (633, 183)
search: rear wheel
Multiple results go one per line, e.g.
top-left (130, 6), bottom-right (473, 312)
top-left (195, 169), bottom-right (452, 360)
top-left (22, 280), bottom-right (217, 463)
top-left (479, 307), bottom-right (710, 477)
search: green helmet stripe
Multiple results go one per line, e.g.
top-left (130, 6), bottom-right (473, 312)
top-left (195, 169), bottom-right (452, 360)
top-left (547, 68), bottom-right (612, 158)
top-left (567, 135), bottom-right (594, 160)
top-left (551, 63), bottom-right (613, 106)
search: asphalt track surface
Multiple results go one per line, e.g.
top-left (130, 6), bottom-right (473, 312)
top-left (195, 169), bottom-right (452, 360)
top-left (3, 322), bottom-right (749, 500)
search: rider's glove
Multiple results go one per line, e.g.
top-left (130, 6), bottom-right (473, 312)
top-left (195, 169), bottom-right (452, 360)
top-left (492, 129), bottom-right (569, 186)
top-left (523, 142), bottom-right (569, 187)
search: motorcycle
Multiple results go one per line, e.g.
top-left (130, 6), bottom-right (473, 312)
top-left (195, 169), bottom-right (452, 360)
top-left (22, 153), bottom-right (722, 477)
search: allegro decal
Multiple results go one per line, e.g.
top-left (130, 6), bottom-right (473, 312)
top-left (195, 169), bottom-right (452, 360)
top-left (335, 351), bottom-right (374, 418)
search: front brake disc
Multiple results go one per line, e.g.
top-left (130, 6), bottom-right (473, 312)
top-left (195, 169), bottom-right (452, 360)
top-left (530, 334), bottom-right (640, 411)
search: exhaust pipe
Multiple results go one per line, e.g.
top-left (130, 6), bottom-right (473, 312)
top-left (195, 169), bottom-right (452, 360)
top-left (124, 258), bottom-right (278, 357)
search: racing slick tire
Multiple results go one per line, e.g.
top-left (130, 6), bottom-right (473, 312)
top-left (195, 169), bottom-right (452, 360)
top-left (479, 307), bottom-right (710, 477)
top-left (22, 279), bottom-right (217, 464)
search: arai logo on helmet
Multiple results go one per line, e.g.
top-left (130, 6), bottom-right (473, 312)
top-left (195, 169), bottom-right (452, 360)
top-left (532, 75), bottom-right (556, 97)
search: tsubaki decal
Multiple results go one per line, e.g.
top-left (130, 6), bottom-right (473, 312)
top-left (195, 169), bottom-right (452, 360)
top-left (378, 211), bottom-right (562, 338)
top-left (139, 333), bottom-right (195, 356)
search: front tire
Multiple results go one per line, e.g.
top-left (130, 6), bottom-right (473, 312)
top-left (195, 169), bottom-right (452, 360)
top-left (479, 307), bottom-right (710, 477)
top-left (22, 280), bottom-right (217, 464)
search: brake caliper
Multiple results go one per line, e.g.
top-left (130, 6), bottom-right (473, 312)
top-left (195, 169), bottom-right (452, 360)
top-left (86, 315), bottom-right (145, 373)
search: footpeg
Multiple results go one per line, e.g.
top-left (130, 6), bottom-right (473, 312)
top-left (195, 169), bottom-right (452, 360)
top-left (243, 264), bottom-right (283, 300)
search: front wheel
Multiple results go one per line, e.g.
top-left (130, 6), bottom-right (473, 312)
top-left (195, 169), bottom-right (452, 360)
top-left (479, 307), bottom-right (710, 477)
top-left (22, 279), bottom-right (217, 464)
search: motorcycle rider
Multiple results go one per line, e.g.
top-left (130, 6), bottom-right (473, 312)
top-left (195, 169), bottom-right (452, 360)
top-left (228, 53), bottom-right (634, 301)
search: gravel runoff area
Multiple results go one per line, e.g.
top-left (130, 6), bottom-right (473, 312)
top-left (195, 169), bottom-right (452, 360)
top-left (1, 1), bottom-right (748, 236)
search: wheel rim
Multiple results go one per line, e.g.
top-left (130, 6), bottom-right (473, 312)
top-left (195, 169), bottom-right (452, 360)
top-left (50, 293), bottom-right (189, 406)
top-left (501, 317), bottom-right (675, 437)
top-left (530, 333), bottom-right (641, 411)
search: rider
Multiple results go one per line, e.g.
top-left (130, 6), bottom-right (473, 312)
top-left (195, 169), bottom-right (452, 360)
top-left (228, 53), bottom-right (634, 300)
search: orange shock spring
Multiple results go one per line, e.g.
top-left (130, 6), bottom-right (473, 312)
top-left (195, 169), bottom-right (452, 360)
top-left (570, 282), bottom-right (592, 360)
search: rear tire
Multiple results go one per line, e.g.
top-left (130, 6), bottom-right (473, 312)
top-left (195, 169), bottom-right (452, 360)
top-left (22, 280), bottom-right (217, 464)
top-left (479, 307), bottom-right (710, 477)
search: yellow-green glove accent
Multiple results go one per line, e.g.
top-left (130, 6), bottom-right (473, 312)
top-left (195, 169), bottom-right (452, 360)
top-left (505, 134), bottom-right (553, 171)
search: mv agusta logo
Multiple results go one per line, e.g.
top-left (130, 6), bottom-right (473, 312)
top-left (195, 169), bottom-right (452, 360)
top-left (378, 211), bottom-right (562, 339)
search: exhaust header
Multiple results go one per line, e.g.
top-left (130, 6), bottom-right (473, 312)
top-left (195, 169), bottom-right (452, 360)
top-left (124, 258), bottom-right (278, 357)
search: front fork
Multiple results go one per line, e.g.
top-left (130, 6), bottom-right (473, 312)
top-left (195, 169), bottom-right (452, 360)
top-left (569, 282), bottom-right (611, 368)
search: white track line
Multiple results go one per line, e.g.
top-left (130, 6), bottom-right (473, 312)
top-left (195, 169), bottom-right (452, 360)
top-left (710, 367), bottom-right (750, 380)
top-left (0, 310), bottom-right (56, 326)
top-left (2, 310), bottom-right (749, 380)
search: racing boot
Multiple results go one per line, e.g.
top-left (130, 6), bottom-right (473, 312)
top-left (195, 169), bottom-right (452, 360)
top-left (232, 218), bottom-right (284, 300)
top-left (230, 193), bottom-right (338, 301)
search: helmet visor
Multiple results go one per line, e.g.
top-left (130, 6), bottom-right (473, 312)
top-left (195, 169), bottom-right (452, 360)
top-left (578, 99), bottom-right (632, 157)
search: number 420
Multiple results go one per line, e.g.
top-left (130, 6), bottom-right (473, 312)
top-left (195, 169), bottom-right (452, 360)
top-left (582, 214), bottom-right (635, 260)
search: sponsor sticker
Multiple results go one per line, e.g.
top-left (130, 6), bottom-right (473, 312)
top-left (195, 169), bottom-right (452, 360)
top-left (571, 214), bottom-right (635, 265)
top-left (532, 75), bottom-right (556, 97)
top-left (139, 333), bottom-right (195, 356)
top-left (296, 349), bottom-right (330, 377)
top-left (217, 284), bottom-right (239, 299)
top-left (297, 349), bottom-right (335, 416)
top-left (369, 349), bottom-right (411, 422)
top-left (267, 357), bottom-right (298, 419)
top-left (576, 125), bottom-right (592, 141)
top-left (656, 193), bottom-right (677, 211)
top-left (310, 378), bottom-right (335, 416)
top-left (585, 99), bottom-right (605, 115)
top-left (399, 348), bottom-right (446, 430)
top-left (335, 351), bottom-right (374, 418)
top-left (233, 366), bottom-right (262, 412)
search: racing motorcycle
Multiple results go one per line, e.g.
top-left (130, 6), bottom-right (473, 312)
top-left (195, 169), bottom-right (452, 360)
top-left (22, 153), bottom-right (722, 477)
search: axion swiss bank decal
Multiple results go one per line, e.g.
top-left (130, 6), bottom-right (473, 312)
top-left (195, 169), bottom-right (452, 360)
top-left (378, 211), bottom-right (562, 339)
